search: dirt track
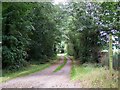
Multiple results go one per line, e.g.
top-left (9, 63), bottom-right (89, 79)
top-left (1, 56), bottom-right (80, 88)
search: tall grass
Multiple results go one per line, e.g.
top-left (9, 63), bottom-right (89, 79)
top-left (71, 62), bottom-right (118, 88)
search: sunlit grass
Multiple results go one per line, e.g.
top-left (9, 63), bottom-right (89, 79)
top-left (71, 64), bottom-right (95, 81)
top-left (71, 62), bottom-right (118, 88)
top-left (1, 63), bottom-right (50, 83)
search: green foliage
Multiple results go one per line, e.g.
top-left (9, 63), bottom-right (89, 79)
top-left (66, 2), bottom-right (101, 63)
top-left (65, 2), bottom-right (119, 63)
top-left (2, 3), bottom-right (30, 70)
top-left (67, 42), bottom-right (74, 56)
top-left (2, 3), bottom-right (62, 71)
top-left (28, 3), bottom-right (59, 62)
top-left (2, 2), bottom-right (120, 71)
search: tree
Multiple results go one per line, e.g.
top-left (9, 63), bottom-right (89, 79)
top-left (2, 3), bottom-right (31, 70)
top-left (2, 2), bottom-right (62, 70)
top-left (65, 2), bottom-right (119, 64)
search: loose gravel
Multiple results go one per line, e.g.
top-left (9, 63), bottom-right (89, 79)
top-left (0, 56), bottom-right (80, 88)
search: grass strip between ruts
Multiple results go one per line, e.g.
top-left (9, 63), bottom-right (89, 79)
top-left (53, 57), bottom-right (67, 72)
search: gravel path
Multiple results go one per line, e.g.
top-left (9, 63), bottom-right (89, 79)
top-left (1, 56), bottom-right (80, 88)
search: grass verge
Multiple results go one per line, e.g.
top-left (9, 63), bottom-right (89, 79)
top-left (71, 61), bottom-right (118, 88)
top-left (53, 57), bottom-right (67, 72)
top-left (1, 63), bottom-right (50, 83)
top-left (1, 56), bottom-right (60, 83)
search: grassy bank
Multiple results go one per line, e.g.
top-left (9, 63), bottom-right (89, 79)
top-left (53, 57), bottom-right (67, 72)
top-left (1, 63), bottom-right (50, 83)
top-left (1, 56), bottom-right (60, 83)
top-left (71, 62), bottom-right (118, 88)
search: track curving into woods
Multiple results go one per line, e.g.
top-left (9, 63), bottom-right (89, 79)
top-left (1, 56), bottom-right (80, 88)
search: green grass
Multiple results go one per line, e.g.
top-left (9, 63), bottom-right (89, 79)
top-left (1, 56), bottom-right (60, 83)
top-left (71, 62), bottom-right (118, 88)
top-left (1, 63), bottom-right (50, 83)
top-left (71, 63), bottom-right (94, 81)
top-left (53, 57), bottom-right (67, 72)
